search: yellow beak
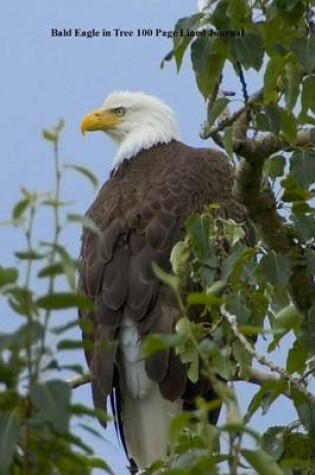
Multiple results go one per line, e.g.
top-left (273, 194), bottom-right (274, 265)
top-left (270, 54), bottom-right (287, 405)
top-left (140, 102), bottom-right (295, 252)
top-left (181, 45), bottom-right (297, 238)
top-left (80, 108), bottom-right (122, 135)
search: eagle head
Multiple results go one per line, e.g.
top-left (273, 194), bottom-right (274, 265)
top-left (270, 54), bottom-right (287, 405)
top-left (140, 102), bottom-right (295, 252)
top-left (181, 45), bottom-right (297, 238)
top-left (80, 91), bottom-right (180, 166)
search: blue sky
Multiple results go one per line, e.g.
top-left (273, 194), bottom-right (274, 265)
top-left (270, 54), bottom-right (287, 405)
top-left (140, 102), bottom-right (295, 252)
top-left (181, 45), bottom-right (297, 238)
top-left (1, 1), bottom-right (293, 474)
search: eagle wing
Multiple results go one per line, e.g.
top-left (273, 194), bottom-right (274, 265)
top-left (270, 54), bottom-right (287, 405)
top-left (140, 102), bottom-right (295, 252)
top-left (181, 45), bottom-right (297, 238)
top-left (79, 141), bottom-right (253, 447)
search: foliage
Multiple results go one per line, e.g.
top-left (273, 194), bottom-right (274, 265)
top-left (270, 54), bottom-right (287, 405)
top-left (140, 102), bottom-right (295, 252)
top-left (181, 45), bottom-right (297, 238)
top-left (0, 122), bottom-right (113, 474)
top-left (146, 0), bottom-right (315, 473)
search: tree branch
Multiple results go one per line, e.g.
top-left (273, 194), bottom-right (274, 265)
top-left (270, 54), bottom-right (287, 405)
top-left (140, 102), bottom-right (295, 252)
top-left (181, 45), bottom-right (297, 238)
top-left (240, 367), bottom-right (291, 400)
top-left (201, 88), bottom-right (263, 140)
top-left (65, 364), bottom-right (297, 403)
top-left (67, 372), bottom-right (91, 389)
top-left (233, 127), bottom-right (315, 160)
top-left (233, 133), bottom-right (315, 314)
top-left (222, 308), bottom-right (315, 404)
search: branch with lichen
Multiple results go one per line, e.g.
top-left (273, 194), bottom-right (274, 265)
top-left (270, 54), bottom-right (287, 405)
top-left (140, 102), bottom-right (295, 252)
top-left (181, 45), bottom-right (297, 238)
top-left (233, 127), bottom-right (315, 159)
top-left (67, 372), bottom-right (91, 389)
top-left (222, 307), bottom-right (315, 404)
top-left (66, 360), bottom-right (299, 404)
top-left (201, 88), bottom-right (263, 140)
top-left (201, 87), bottom-right (315, 314)
top-left (232, 138), bottom-right (315, 314)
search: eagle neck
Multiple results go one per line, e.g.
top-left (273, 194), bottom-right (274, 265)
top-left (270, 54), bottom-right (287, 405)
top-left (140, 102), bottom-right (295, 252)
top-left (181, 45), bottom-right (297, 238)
top-left (113, 125), bottom-right (180, 168)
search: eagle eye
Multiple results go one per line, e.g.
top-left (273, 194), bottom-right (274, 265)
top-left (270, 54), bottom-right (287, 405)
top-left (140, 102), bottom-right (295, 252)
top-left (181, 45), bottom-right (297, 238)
top-left (115, 107), bottom-right (126, 117)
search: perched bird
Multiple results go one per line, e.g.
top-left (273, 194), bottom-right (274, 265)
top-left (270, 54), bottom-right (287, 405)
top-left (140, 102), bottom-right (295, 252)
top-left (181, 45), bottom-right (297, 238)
top-left (79, 91), bottom-right (252, 472)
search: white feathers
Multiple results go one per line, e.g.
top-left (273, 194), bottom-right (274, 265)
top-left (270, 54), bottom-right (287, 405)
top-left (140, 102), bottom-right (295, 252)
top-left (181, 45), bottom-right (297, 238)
top-left (119, 318), bottom-right (153, 399)
top-left (101, 91), bottom-right (181, 167)
top-left (122, 382), bottom-right (182, 468)
top-left (119, 318), bottom-right (182, 468)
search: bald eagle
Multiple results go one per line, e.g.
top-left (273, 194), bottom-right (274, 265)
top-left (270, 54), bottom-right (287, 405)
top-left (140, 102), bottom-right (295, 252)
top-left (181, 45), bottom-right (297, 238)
top-left (79, 91), bottom-right (253, 472)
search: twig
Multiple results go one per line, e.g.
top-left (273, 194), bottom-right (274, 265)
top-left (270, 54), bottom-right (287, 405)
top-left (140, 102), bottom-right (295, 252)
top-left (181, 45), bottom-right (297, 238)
top-left (237, 62), bottom-right (249, 105)
top-left (241, 368), bottom-right (291, 400)
top-left (222, 307), bottom-right (315, 404)
top-left (67, 372), bottom-right (91, 389)
top-left (201, 89), bottom-right (263, 139)
top-left (66, 361), bottom-right (294, 402)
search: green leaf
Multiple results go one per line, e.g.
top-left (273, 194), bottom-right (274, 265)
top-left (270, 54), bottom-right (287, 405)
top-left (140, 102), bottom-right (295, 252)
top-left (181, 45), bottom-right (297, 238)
top-left (282, 432), bottom-right (315, 462)
top-left (67, 213), bottom-right (101, 235)
top-left (290, 150), bottom-right (315, 189)
top-left (298, 304), bottom-right (315, 354)
top-left (279, 108), bottom-right (297, 143)
top-left (0, 413), bottom-right (19, 472)
top-left (169, 412), bottom-right (193, 442)
top-left (226, 292), bottom-right (251, 324)
top-left (191, 37), bottom-right (225, 99)
top-left (292, 214), bottom-right (315, 242)
top-left (41, 243), bottom-right (77, 290)
top-left (57, 339), bottom-right (86, 350)
top-left (55, 118), bottom-right (65, 133)
top-left (222, 126), bottom-right (233, 158)
top-left (259, 251), bottom-right (293, 286)
top-left (187, 356), bottom-right (199, 383)
top-left (291, 201), bottom-right (312, 214)
top-left (291, 37), bottom-right (315, 73)
top-left (287, 339), bottom-right (308, 373)
top-left (241, 449), bottom-right (284, 475)
top-left (14, 250), bottom-right (45, 260)
top-left (42, 198), bottom-right (72, 208)
top-left (30, 380), bottom-right (71, 432)
top-left (12, 197), bottom-right (31, 220)
top-left (232, 339), bottom-right (252, 378)
top-left (212, 0), bottom-right (233, 30)
top-left (226, 0), bottom-right (250, 26)
top-left (152, 262), bottom-right (179, 292)
top-left (185, 214), bottom-right (210, 260)
top-left (274, 304), bottom-right (302, 332)
top-left (7, 286), bottom-right (36, 316)
top-left (42, 129), bottom-right (57, 142)
top-left (291, 386), bottom-right (315, 440)
top-left (37, 292), bottom-right (94, 310)
top-left (284, 60), bottom-right (303, 111)
top-left (207, 97), bottom-right (229, 127)
top-left (256, 105), bottom-right (281, 134)
top-left (264, 56), bottom-right (285, 103)
top-left (64, 164), bottom-right (99, 188)
top-left (187, 291), bottom-right (221, 306)
top-left (262, 427), bottom-right (285, 461)
top-left (170, 241), bottom-right (189, 276)
top-left (37, 262), bottom-right (65, 278)
top-left (12, 321), bottom-right (44, 346)
top-left (246, 378), bottom-right (288, 421)
top-left (51, 318), bottom-right (80, 335)
top-left (175, 317), bottom-right (191, 336)
top-left (269, 304), bottom-right (302, 350)
top-left (0, 266), bottom-right (18, 288)
top-left (281, 175), bottom-right (313, 202)
top-left (172, 13), bottom-right (203, 71)
top-left (272, 0), bottom-right (304, 23)
top-left (261, 17), bottom-right (297, 51)
top-left (301, 75), bottom-right (315, 115)
top-left (160, 49), bottom-right (174, 69)
top-left (228, 32), bottom-right (264, 71)
top-left (264, 155), bottom-right (286, 180)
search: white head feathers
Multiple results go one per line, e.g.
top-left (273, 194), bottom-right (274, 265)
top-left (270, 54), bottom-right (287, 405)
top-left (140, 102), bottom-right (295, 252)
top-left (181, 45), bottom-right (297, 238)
top-left (102, 91), bottom-right (181, 167)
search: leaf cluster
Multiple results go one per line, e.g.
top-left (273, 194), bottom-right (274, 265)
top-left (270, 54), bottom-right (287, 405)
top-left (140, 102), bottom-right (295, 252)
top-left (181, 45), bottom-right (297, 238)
top-left (0, 123), bottom-right (113, 474)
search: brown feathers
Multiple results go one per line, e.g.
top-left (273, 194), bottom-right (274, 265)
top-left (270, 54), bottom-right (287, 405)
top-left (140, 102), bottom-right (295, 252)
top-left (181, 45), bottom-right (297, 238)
top-left (79, 140), bottom-right (253, 440)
